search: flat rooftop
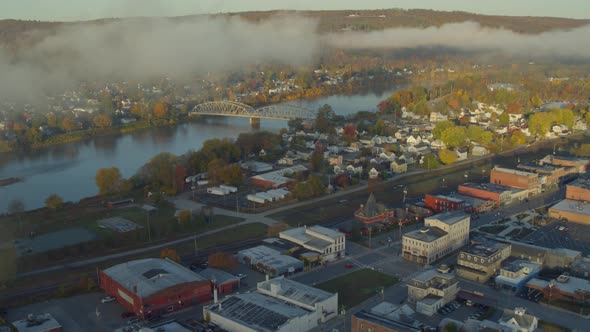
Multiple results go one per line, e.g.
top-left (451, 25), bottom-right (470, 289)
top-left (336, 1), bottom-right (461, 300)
top-left (452, 194), bottom-right (492, 206)
top-left (237, 245), bottom-right (303, 271)
top-left (493, 167), bottom-right (537, 177)
top-left (12, 314), bottom-right (62, 332)
top-left (199, 268), bottom-right (239, 285)
top-left (411, 268), bottom-right (455, 283)
top-left (550, 199), bottom-right (590, 216)
top-left (102, 258), bottom-right (206, 298)
top-left (280, 228), bottom-right (332, 250)
top-left (208, 292), bottom-right (309, 332)
top-left (427, 210), bottom-right (469, 225)
top-left (307, 225), bottom-right (344, 239)
top-left (257, 277), bottom-right (334, 307)
top-left (460, 182), bottom-right (514, 194)
top-left (461, 244), bottom-right (502, 258)
top-left (404, 226), bottom-right (447, 243)
top-left (429, 194), bottom-right (464, 203)
top-left (517, 162), bottom-right (561, 173)
top-left (353, 310), bottom-right (418, 332)
top-left (567, 178), bottom-right (590, 191)
top-left (251, 165), bottom-right (308, 186)
top-left (528, 275), bottom-right (590, 294)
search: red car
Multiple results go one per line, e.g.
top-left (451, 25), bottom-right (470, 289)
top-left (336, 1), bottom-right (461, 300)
top-left (344, 264), bottom-right (354, 269)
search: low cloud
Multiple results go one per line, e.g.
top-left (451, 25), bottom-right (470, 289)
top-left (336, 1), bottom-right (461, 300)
top-left (325, 21), bottom-right (590, 59)
top-left (0, 15), bottom-right (320, 101)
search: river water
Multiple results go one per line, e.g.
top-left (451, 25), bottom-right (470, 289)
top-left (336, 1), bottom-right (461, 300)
top-left (0, 88), bottom-right (402, 212)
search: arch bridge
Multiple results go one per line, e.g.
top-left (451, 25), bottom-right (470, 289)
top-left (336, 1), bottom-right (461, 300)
top-left (190, 101), bottom-right (315, 128)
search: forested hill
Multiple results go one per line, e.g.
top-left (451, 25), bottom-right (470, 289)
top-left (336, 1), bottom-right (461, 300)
top-left (1, 8), bottom-right (589, 50)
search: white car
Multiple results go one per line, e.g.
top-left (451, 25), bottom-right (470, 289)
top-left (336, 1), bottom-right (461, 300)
top-left (101, 296), bottom-right (116, 304)
top-left (236, 273), bottom-right (247, 279)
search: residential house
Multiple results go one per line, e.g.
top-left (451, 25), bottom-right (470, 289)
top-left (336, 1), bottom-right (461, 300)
top-left (430, 139), bottom-right (446, 150)
top-left (454, 148), bottom-right (468, 161)
top-left (406, 135), bottom-right (422, 146)
top-left (498, 307), bottom-right (538, 332)
top-left (430, 112), bottom-right (448, 122)
top-left (327, 154), bottom-right (343, 166)
top-left (471, 144), bottom-right (489, 157)
top-left (368, 168), bottom-right (379, 179)
top-left (390, 159), bottom-right (408, 174)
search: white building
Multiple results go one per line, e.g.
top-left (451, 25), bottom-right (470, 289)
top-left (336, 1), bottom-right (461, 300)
top-left (205, 277), bottom-right (337, 332)
top-left (407, 266), bottom-right (459, 316)
top-left (498, 307), bottom-right (538, 332)
top-left (403, 211), bottom-right (470, 264)
top-left (279, 225), bottom-right (345, 262)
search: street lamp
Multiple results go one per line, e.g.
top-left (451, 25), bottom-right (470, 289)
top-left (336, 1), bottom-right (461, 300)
top-left (482, 169), bottom-right (486, 180)
top-left (464, 172), bottom-right (469, 182)
top-left (442, 178), bottom-right (446, 188)
top-left (403, 187), bottom-right (408, 203)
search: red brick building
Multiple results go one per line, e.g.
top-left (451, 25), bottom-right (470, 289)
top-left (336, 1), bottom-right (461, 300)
top-left (355, 193), bottom-right (394, 225)
top-left (490, 167), bottom-right (539, 193)
top-left (458, 183), bottom-right (514, 207)
top-left (424, 194), bottom-right (465, 214)
top-left (198, 267), bottom-right (241, 296)
top-left (100, 258), bottom-right (211, 319)
top-left (566, 178), bottom-right (590, 202)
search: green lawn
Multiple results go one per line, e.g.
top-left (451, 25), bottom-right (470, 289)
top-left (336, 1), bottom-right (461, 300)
top-left (317, 269), bottom-right (398, 308)
top-left (175, 222), bottom-right (268, 254)
top-left (539, 320), bottom-right (571, 332)
top-left (541, 299), bottom-right (590, 315)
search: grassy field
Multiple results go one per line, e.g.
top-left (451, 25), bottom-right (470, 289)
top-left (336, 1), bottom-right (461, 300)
top-left (539, 320), bottom-right (571, 332)
top-left (317, 269), bottom-right (398, 308)
top-left (175, 222), bottom-right (268, 254)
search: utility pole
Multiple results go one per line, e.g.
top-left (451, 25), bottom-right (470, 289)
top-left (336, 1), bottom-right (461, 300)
top-left (341, 305), bottom-right (346, 331)
top-left (194, 237), bottom-right (198, 256)
top-left (146, 211), bottom-right (152, 242)
top-left (403, 187), bottom-right (408, 203)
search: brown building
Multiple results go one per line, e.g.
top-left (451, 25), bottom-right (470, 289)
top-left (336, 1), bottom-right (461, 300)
top-left (566, 178), bottom-right (590, 202)
top-left (540, 155), bottom-right (590, 174)
top-left (490, 167), bottom-right (539, 194)
top-left (517, 162), bottom-right (569, 190)
top-left (355, 193), bottom-right (394, 225)
top-left (424, 194), bottom-right (465, 214)
top-left (548, 199), bottom-right (590, 224)
top-left (527, 274), bottom-right (590, 304)
top-left (458, 183), bottom-right (514, 207)
top-left (456, 242), bottom-right (511, 283)
top-left (351, 309), bottom-right (419, 332)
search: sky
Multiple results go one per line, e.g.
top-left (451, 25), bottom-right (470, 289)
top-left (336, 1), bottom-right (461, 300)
top-left (1, 0), bottom-right (589, 21)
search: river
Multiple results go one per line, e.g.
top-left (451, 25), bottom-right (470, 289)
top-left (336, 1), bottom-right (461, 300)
top-left (0, 88), bottom-right (403, 213)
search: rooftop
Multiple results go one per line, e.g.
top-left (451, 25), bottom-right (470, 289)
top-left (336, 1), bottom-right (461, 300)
top-left (499, 308), bottom-right (537, 329)
top-left (430, 195), bottom-right (464, 203)
top-left (257, 277), bottom-right (334, 307)
top-left (550, 199), bottom-right (590, 216)
top-left (411, 268), bottom-right (455, 284)
top-left (199, 268), bottom-right (239, 285)
top-left (404, 226), bottom-right (447, 243)
top-left (493, 167), bottom-right (537, 178)
top-left (356, 193), bottom-right (391, 218)
top-left (427, 210), bottom-right (469, 225)
top-left (307, 225), bottom-right (344, 239)
top-left (567, 178), bottom-right (590, 191)
top-left (517, 162), bottom-right (560, 173)
top-left (12, 314), bottom-right (62, 332)
top-left (102, 258), bottom-right (206, 298)
top-left (251, 165), bottom-right (308, 186)
top-left (280, 227), bottom-right (333, 250)
top-left (353, 310), bottom-right (418, 332)
top-left (527, 274), bottom-right (590, 294)
top-left (144, 321), bottom-right (193, 332)
top-left (237, 245), bottom-right (303, 272)
top-left (460, 182), bottom-right (514, 194)
top-left (208, 292), bottom-right (309, 332)
top-left (461, 243), bottom-right (504, 259)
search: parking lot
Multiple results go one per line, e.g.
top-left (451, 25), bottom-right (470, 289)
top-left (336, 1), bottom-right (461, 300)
top-left (417, 300), bottom-right (501, 328)
top-left (5, 292), bottom-right (130, 332)
top-left (521, 220), bottom-right (590, 255)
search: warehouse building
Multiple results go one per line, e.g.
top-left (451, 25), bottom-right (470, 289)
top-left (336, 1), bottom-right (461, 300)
top-left (566, 178), bottom-right (590, 202)
top-left (548, 199), bottom-right (590, 224)
top-left (249, 165), bottom-right (308, 188)
top-left (205, 277), bottom-right (337, 332)
top-left (99, 258), bottom-right (211, 319)
top-left (279, 225), bottom-right (345, 263)
top-left (490, 167), bottom-right (540, 194)
top-left (458, 182), bottom-right (516, 207)
top-left (236, 245), bottom-right (304, 277)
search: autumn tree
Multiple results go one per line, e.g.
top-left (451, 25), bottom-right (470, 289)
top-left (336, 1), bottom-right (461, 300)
top-left (208, 252), bottom-right (238, 269)
top-left (177, 210), bottom-right (192, 223)
top-left (343, 123), bottom-right (357, 142)
top-left (498, 112), bottom-right (509, 126)
top-left (152, 102), bottom-right (169, 119)
top-left (438, 149), bottom-right (458, 165)
top-left (420, 153), bottom-right (441, 170)
top-left (138, 152), bottom-right (179, 191)
top-left (309, 151), bottom-right (325, 172)
top-left (45, 194), bottom-right (64, 210)
top-left (315, 104), bottom-right (336, 134)
top-left (441, 126), bottom-right (467, 148)
top-left (432, 120), bottom-right (455, 139)
top-left (160, 248), bottom-right (180, 262)
top-left (95, 167), bottom-right (125, 196)
top-left (528, 112), bottom-right (554, 137)
top-left (219, 164), bottom-right (243, 186)
top-left (93, 114), bottom-right (112, 128)
top-left (61, 117), bottom-right (78, 132)
top-left (510, 130), bottom-right (527, 146)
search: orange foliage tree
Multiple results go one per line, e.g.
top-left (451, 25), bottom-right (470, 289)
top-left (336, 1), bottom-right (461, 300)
top-left (208, 252), bottom-right (238, 269)
top-left (160, 248), bottom-right (180, 262)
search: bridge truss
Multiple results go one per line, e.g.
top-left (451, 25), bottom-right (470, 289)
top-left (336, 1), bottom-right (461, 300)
top-left (190, 101), bottom-right (315, 120)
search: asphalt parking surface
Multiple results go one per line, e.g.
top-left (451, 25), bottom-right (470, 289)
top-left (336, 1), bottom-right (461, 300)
top-left (522, 221), bottom-right (590, 255)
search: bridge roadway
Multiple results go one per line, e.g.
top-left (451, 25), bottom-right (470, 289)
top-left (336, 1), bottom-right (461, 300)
top-left (189, 100), bottom-right (315, 127)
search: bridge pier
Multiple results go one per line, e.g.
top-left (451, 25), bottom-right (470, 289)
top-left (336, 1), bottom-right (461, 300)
top-left (249, 117), bottom-right (260, 129)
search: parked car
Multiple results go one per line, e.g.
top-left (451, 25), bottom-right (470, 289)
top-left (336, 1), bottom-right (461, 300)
top-left (236, 273), bottom-right (247, 279)
top-left (101, 296), bottom-right (116, 304)
top-left (344, 264), bottom-right (354, 269)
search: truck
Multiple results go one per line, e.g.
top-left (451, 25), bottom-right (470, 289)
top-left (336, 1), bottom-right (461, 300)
top-left (207, 187), bottom-right (230, 196)
top-left (219, 185), bottom-right (238, 193)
